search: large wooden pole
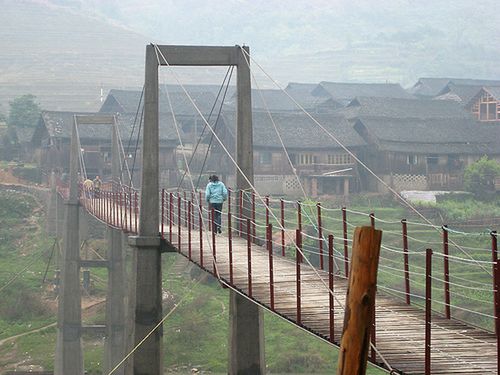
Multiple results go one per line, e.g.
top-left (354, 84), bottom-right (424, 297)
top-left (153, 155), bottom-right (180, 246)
top-left (337, 226), bottom-right (382, 375)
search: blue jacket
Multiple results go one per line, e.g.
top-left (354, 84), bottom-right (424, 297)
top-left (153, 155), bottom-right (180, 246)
top-left (205, 181), bottom-right (228, 204)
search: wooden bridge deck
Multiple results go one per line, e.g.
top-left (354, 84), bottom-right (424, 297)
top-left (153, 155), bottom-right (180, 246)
top-left (169, 225), bottom-right (498, 375)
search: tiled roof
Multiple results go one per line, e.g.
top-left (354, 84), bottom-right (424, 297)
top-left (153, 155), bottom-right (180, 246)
top-left (251, 89), bottom-right (336, 112)
top-left (100, 89), bottom-right (221, 115)
top-left (409, 78), bottom-right (500, 97)
top-left (38, 111), bottom-right (182, 143)
top-left (341, 96), bottom-right (469, 120)
top-left (484, 86), bottom-right (500, 101)
top-left (354, 117), bottom-right (500, 154)
top-left (434, 84), bottom-right (483, 105)
top-left (223, 111), bottom-right (365, 150)
top-left (313, 81), bottom-right (413, 105)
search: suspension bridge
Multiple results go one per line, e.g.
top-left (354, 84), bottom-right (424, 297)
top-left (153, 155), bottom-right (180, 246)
top-left (47, 44), bottom-right (500, 375)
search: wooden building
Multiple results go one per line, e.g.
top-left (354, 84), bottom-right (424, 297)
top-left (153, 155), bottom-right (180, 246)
top-left (353, 116), bottom-right (500, 191)
top-left (217, 111), bottom-right (366, 196)
top-left (31, 111), bottom-right (182, 186)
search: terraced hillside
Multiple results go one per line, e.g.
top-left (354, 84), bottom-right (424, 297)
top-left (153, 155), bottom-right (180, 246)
top-left (0, 0), bottom-right (146, 112)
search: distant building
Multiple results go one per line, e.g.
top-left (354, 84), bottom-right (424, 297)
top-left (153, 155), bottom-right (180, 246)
top-left (466, 87), bottom-right (500, 122)
top-left (312, 81), bottom-right (414, 106)
top-left (409, 78), bottom-right (500, 98)
top-left (353, 116), bottom-right (500, 191)
top-left (32, 111), bottom-right (182, 186)
top-left (218, 111), bottom-right (365, 196)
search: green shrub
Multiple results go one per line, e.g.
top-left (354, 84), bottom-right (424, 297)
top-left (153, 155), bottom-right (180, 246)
top-left (463, 156), bottom-right (500, 199)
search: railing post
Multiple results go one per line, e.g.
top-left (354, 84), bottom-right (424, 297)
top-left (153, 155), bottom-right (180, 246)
top-left (247, 219), bottom-right (252, 297)
top-left (129, 191), bottom-right (132, 233)
top-left (188, 201), bottom-right (192, 260)
top-left (120, 190), bottom-right (124, 229)
top-left (124, 189), bottom-right (128, 231)
top-left (169, 192), bottom-right (173, 243)
top-left (239, 190), bottom-right (243, 236)
top-left (492, 231), bottom-right (499, 334)
top-left (317, 202), bottom-right (324, 270)
top-left (114, 191), bottom-right (118, 226)
top-left (297, 201), bottom-right (302, 233)
top-left (425, 248), bottom-right (433, 375)
top-left (199, 201), bottom-right (203, 268)
top-left (342, 207), bottom-right (349, 278)
top-left (370, 212), bottom-right (375, 228)
top-left (281, 198), bottom-right (285, 257)
top-left (134, 191), bottom-right (138, 234)
top-left (492, 231), bottom-right (500, 375)
top-left (229, 210), bottom-right (233, 284)
top-left (296, 228), bottom-right (302, 325)
top-left (268, 224), bottom-right (274, 310)
top-left (442, 225), bottom-right (451, 319)
top-left (212, 207), bottom-right (216, 274)
top-left (265, 196), bottom-right (270, 228)
top-left (190, 191), bottom-right (194, 230)
top-left (183, 191), bottom-right (187, 227)
top-left (328, 234), bottom-right (335, 343)
top-left (402, 219), bottom-right (411, 305)
top-left (161, 188), bottom-right (165, 239)
top-left (252, 191), bottom-right (256, 243)
top-left (177, 194), bottom-right (181, 252)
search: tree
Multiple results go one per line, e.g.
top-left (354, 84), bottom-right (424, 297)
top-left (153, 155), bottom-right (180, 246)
top-left (8, 94), bottom-right (41, 128)
top-left (463, 156), bottom-right (500, 199)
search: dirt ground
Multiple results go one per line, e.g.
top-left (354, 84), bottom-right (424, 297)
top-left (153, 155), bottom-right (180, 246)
top-left (0, 167), bottom-right (23, 184)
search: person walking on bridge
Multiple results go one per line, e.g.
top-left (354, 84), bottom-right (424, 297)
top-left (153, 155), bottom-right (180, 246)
top-left (205, 175), bottom-right (228, 234)
top-left (93, 175), bottom-right (102, 198)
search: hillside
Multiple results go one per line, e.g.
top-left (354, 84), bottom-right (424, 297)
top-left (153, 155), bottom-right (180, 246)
top-left (0, 0), bottom-right (146, 112)
top-left (46, 0), bottom-right (500, 86)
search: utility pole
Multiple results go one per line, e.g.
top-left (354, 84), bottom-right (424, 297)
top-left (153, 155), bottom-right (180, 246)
top-left (336, 226), bottom-right (382, 375)
top-left (229, 45), bottom-right (265, 375)
top-left (54, 120), bottom-right (84, 375)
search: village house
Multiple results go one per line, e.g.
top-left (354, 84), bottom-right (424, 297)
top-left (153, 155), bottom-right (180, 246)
top-left (409, 77), bottom-right (500, 99)
top-left (31, 110), bottom-right (182, 186)
top-left (335, 95), bottom-right (500, 191)
top-left (466, 86), bottom-right (500, 122)
top-left (215, 111), bottom-right (366, 196)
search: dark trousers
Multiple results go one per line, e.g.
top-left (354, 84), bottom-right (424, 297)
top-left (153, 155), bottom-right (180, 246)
top-left (210, 202), bottom-right (223, 233)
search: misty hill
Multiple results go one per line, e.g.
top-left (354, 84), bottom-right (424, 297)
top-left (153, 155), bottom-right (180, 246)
top-left (2, 0), bottom-right (499, 115)
top-left (0, 0), bottom-right (147, 112)
top-left (47, 0), bottom-right (500, 86)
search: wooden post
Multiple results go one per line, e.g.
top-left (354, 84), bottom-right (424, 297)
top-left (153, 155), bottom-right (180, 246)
top-left (336, 226), bottom-right (382, 375)
top-left (442, 225), bottom-right (451, 319)
top-left (342, 207), bottom-right (349, 278)
top-left (402, 219), bottom-right (410, 305)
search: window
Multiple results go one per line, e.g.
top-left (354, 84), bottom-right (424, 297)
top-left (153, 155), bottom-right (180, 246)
top-left (298, 154), bottom-right (316, 165)
top-left (426, 155), bottom-right (439, 165)
top-left (259, 152), bottom-right (272, 165)
top-left (328, 153), bottom-right (353, 165)
top-left (473, 92), bottom-right (499, 121)
top-left (406, 154), bottom-right (417, 165)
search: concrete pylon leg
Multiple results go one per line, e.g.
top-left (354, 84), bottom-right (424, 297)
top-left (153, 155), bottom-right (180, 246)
top-left (104, 227), bottom-right (126, 375)
top-left (55, 119), bottom-right (84, 375)
top-left (124, 233), bottom-right (136, 375)
top-left (54, 202), bottom-right (83, 375)
top-left (229, 291), bottom-right (265, 375)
